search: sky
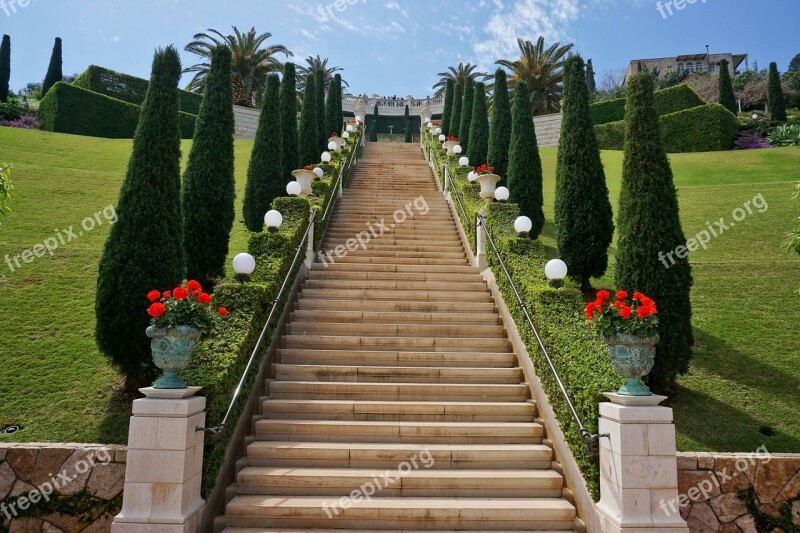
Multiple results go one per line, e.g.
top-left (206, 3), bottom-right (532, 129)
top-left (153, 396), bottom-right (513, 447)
top-left (1, 0), bottom-right (798, 98)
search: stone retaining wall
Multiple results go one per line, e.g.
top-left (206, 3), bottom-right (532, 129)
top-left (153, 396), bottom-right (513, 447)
top-left (676, 451), bottom-right (800, 532)
top-left (0, 444), bottom-right (126, 533)
top-left (233, 105), bottom-right (260, 139)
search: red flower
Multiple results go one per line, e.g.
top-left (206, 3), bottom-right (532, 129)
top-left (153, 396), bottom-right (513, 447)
top-left (489, 166), bottom-right (495, 171)
top-left (620, 306), bottom-right (633, 320)
top-left (633, 292), bottom-right (644, 301)
top-left (218, 307), bottom-right (229, 317)
top-left (616, 290), bottom-right (628, 300)
top-left (197, 292), bottom-right (212, 305)
top-left (162, 290), bottom-right (171, 299)
top-left (612, 300), bottom-right (625, 309)
top-left (147, 290), bottom-right (161, 302)
top-left (147, 303), bottom-right (166, 318)
top-left (187, 280), bottom-right (202, 293)
top-left (173, 287), bottom-right (189, 300)
top-left (596, 290), bottom-right (610, 302)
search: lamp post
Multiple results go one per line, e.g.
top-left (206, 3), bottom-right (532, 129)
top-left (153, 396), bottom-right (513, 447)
top-left (232, 253), bottom-right (256, 283)
top-left (514, 216), bottom-right (533, 237)
top-left (544, 259), bottom-right (568, 289)
top-left (264, 210), bottom-right (283, 233)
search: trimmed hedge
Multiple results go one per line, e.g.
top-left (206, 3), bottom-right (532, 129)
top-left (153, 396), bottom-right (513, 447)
top-left (595, 103), bottom-right (739, 153)
top-left (425, 132), bottom-right (623, 499)
top-left (590, 84), bottom-right (704, 125)
top-left (39, 82), bottom-right (197, 139)
top-left (73, 64), bottom-right (203, 115)
top-left (182, 196), bottom-right (311, 497)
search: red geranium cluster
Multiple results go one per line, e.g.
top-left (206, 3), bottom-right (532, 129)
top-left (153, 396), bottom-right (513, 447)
top-left (446, 135), bottom-right (458, 142)
top-left (586, 290), bottom-right (658, 338)
top-left (303, 164), bottom-right (316, 171)
top-left (329, 131), bottom-right (337, 138)
top-left (146, 280), bottom-right (227, 331)
top-left (475, 163), bottom-right (496, 175)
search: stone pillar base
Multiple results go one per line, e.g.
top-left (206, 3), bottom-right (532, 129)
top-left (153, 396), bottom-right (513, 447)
top-left (112, 396), bottom-right (206, 533)
top-left (595, 399), bottom-right (689, 532)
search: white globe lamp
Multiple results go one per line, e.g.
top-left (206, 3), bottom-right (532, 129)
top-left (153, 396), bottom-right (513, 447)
top-left (453, 145), bottom-right (462, 155)
top-left (459, 156), bottom-right (469, 167)
top-left (286, 181), bottom-right (302, 197)
top-left (232, 252), bottom-right (256, 282)
top-left (321, 151), bottom-right (332, 163)
top-left (495, 187), bottom-right (510, 202)
top-left (514, 216), bottom-right (533, 236)
top-left (544, 259), bottom-right (568, 288)
top-left (313, 166), bottom-right (324, 178)
top-left (264, 210), bottom-right (283, 231)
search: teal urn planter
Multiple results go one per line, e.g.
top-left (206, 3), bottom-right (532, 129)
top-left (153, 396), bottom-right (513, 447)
top-left (146, 325), bottom-right (201, 389)
top-left (605, 334), bottom-right (659, 396)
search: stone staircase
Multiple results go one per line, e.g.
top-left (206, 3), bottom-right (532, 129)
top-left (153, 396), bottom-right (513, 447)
top-left (221, 143), bottom-right (577, 531)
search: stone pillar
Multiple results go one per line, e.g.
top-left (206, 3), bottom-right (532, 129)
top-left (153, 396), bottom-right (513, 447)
top-left (475, 211), bottom-right (487, 271)
top-left (112, 396), bottom-right (206, 533)
top-left (595, 397), bottom-right (690, 532)
top-left (305, 218), bottom-right (315, 269)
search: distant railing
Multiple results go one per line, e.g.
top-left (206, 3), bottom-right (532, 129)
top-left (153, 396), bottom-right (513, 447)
top-left (343, 95), bottom-right (445, 116)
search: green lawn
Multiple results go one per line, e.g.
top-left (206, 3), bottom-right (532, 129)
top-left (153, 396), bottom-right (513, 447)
top-left (1, 127), bottom-right (798, 453)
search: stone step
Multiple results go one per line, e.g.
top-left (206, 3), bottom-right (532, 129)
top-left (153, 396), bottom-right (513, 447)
top-left (310, 262), bottom-right (480, 274)
top-left (297, 288), bottom-right (490, 303)
top-left (236, 467), bottom-right (564, 498)
top-left (261, 399), bottom-right (534, 421)
top-left (254, 419), bottom-right (543, 444)
top-left (294, 298), bottom-right (496, 313)
top-left (306, 270), bottom-right (482, 283)
top-left (313, 249), bottom-right (468, 260)
top-left (285, 322), bottom-right (504, 338)
top-left (282, 334), bottom-right (511, 352)
top-left (313, 255), bottom-right (468, 266)
top-left (272, 364), bottom-right (522, 383)
top-left (245, 441), bottom-right (552, 469)
top-left (302, 279), bottom-right (487, 292)
top-left (224, 496), bottom-right (575, 530)
top-left (268, 382), bottom-right (526, 402)
top-left (276, 349), bottom-right (516, 368)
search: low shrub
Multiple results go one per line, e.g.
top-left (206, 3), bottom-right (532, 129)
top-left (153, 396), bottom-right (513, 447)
top-left (595, 103), bottom-right (739, 152)
top-left (590, 84), bottom-right (704, 125)
top-left (39, 82), bottom-right (196, 139)
top-left (0, 114), bottom-right (41, 129)
top-left (767, 123), bottom-right (800, 147)
top-left (73, 64), bottom-right (203, 115)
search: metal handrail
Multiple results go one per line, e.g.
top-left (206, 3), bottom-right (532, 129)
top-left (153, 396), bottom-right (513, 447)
top-left (199, 209), bottom-right (318, 436)
top-left (475, 213), bottom-right (604, 452)
top-left (321, 137), bottom-right (357, 223)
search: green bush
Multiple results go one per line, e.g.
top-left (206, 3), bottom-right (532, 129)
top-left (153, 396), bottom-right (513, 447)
top-left (39, 82), bottom-right (197, 139)
top-left (595, 103), bottom-right (739, 152)
top-left (73, 64), bottom-right (203, 115)
top-left (183, 196), bottom-right (311, 497)
top-left (590, 83), bottom-right (704, 125)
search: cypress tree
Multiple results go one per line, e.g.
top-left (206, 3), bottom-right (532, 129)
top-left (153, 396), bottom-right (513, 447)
top-left (0, 35), bottom-right (9, 103)
top-left (450, 82), bottom-right (463, 141)
top-left (280, 63), bottom-right (299, 179)
top-left (298, 74), bottom-right (318, 167)
top-left (42, 37), bottom-right (62, 97)
top-left (315, 69), bottom-right (327, 153)
top-left (615, 72), bottom-right (693, 394)
top-left (334, 74), bottom-right (343, 135)
top-left (243, 77), bottom-right (282, 232)
top-left (768, 62), bottom-right (787, 121)
top-left (467, 82), bottom-right (489, 166)
top-left (487, 69), bottom-right (511, 182)
top-left (370, 103), bottom-right (378, 142)
top-left (298, 76), bottom-right (320, 167)
top-left (405, 120), bottom-right (412, 143)
top-left (182, 45), bottom-right (235, 285)
top-left (507, 80), bottom-right (544, 238)
top-left (458, 77), bottom-right (475, 152)
top-left (586, 59), bottom-right (596, 96)
top-left (718, 59), bottom-right (736, 114)
top-left (441, 79), bottom-right (454, 136)
top-left (95, 47), bottom-right (184, 391)
top-left (325, 74), bottom-right (339, 136)
top-left (554, 56), bottom-right (614, 293)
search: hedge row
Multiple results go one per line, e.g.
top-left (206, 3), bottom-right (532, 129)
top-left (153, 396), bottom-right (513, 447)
top-left (181, 197), bottom-right (312, 497)
top-left (595, 103), bottom-right (739, 152)
top-left (73, 64), bottom-right (203, 115)
top-left (590, 83), bottom-right (704, 125)
top-left (425, 130), bottom-right (622, 499)
top-left (39, 82), bottom-right (197, 139)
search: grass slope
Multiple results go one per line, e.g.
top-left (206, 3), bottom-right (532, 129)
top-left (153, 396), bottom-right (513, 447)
top-left (1, 127), bottom-right (798, 453)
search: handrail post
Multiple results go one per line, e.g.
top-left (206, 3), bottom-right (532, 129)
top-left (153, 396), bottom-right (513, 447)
top-left (475, 211), bottom-right (487, 271)
top-left (305, 214), bottom-right (315, 268)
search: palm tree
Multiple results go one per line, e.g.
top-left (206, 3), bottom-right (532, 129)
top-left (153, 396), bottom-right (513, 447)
top-left (184, 26), bottom-right (293, 107)
top-left (433, 62), bottom-right (491, 96)
top-left (296, 55), bottom-right (349, 92)
top-left (496, 37), bottom-right (574, 116)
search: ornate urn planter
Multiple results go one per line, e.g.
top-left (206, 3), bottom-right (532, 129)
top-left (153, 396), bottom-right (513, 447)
top-left (329, 136), bottom-right (345, 151)
top-left (291, 169), bottom-right (316, 197)
top-left (605, 334), bottom-right (659, 396)
top-left (476, 173), bottom-right (502, 202)
top-left (147, 325), bottom-right (202, 389)
top-left (442, 140), bottom-right (459, 156)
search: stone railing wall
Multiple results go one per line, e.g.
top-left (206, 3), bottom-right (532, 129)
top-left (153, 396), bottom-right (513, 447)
top-left (0, 444), bottom-right (126, 533)
top-left (232, 105), bottom-right (261, 140)
top-left (676, 450), bottom-right (800, 531)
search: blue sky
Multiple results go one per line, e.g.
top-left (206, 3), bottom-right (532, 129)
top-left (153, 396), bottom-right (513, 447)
top-left (1, 0), bottom-right (798, 97)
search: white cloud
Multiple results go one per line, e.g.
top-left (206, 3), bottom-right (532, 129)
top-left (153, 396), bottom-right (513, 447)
top-left (473, 0), bottom-right (580, 66)
top-left (385, 1), bottom-right (408, 18)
